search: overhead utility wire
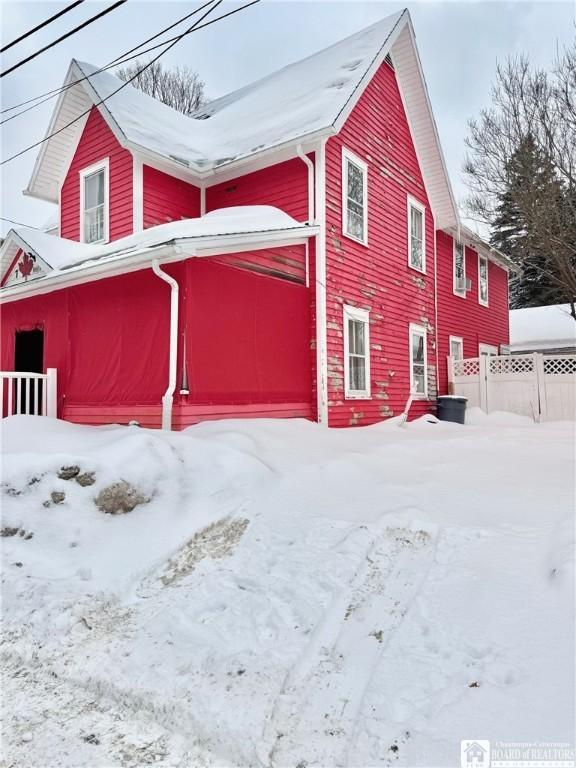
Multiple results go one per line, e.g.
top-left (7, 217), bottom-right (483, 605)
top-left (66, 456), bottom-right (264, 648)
top-left (1, 0), bottom-right (261, 167)
top-left (1, 0), bottom-right (237, 121)
top-left (1, 0), bottom-right (128, 78)
top-left (1, 0), bottom-right (86, 53)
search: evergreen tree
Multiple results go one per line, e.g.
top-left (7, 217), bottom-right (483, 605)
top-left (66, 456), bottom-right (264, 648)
top-left (490, 135), bottom-right (570, 308)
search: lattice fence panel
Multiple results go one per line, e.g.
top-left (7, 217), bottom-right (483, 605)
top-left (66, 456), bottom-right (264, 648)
top-left (453, 358), bottom-right (480, 377)
top-left (489, 356), bottom-right (534, 375)
top-left (543, 356), bottom-right (576, 376)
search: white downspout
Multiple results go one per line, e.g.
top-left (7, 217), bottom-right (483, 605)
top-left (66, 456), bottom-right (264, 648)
top-left (314, 138), bottom-right (329, 425)
top-left (296, 144), bottom-right (315, 223)
top-left (432, 213), bottom-right (440, 398)
top-left (152, 259), bottom-right (178, 430)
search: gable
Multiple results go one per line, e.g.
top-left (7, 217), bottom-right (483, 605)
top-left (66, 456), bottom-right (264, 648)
top-left (1, 246), bottom-right (51, 288)
top-left (60, 106), bottom-right (133, 242)
top-left (24, 10), bottom-right (457, 230)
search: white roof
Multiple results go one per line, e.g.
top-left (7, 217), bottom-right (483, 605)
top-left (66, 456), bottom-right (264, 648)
top-left (0, 206), bottom-right (317, 298)
top-left (25, 10), bottom-right (459, 229)
top-left (509, 304), bottom-right (576, 351)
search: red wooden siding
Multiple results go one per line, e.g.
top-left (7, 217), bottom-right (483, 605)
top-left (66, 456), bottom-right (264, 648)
top-left (1, 255), bottom-right (312, 428)
top-left (142, 165), bottom-right (201, 228)
top-left (324, 60), bottom-right (437, 427)
top-left (436, 230), bottom-right (509, 393)
top-left (60, 107), bottom-right (133, 242)
top-left (206, 158), bottom-right (310, 221)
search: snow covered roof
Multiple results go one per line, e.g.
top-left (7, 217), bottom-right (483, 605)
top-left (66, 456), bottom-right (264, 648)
top-left (510, 304), bottom-right (576, 352)
top-left (25, 10), bottom-right (459, 229)
top-left (0, 206), bottom-right (317, 300)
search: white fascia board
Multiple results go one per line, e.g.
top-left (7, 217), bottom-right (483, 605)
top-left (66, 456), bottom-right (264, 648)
top-left (0, 226), bottom-right (319, 303)
top-left (332, 9), bottom-right (408, 133)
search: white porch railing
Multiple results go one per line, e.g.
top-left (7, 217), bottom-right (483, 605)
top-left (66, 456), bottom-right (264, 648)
top-left (447, 354), bottom-right (576, 422)
top-left (0, 369), bottom-right (57, 418)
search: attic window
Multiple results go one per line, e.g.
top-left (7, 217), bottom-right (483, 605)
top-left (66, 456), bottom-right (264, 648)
top-left (80, 159), bottom-right (109, 244)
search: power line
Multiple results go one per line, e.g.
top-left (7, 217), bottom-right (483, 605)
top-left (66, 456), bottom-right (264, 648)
top-left (0, 217), bottom-right (42, 230)
top-left (1, 0), bottom-right (261, 167)
top-left (1, 0), bottom-right (128, 78)
top-left (1, 0), bottom-right (218, 121)
top-left (1, 0), bottom-right (86, 53)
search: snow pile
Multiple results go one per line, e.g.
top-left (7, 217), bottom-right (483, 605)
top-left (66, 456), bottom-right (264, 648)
top-left (510, 303), bottom-right (576, 351)
top-left (1, 414), bottom-right (574, 766)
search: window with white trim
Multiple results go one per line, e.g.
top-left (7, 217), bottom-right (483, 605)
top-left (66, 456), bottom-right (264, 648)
top-left (407, 197), bottom-right (425, 272)
top-left (342, 149), bottom-right (368, 244)
top-left (478, 255), bottom-right (489, 306)
top-left (344, 305), bottom-right (370, 398)
top-left (409, 323), bottom-right (428, 397)
top-left (80, 159), bottom-right (109, 244)
top-left (453, 241), bottom-right (466, 296)
top-left (449, 335), bottom-right (464, 360)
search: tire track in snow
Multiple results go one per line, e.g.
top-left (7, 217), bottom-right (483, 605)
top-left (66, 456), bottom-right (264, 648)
top-left (261, 515), bottom-right (437, 768)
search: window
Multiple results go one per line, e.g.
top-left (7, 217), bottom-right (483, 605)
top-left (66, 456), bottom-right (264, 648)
top-left (342, 148), bottom-right (368, 244)
top-left (344, 305), bottom-right (370, 398)
top-left (449, 335), bottom-right (464, 360)
top-left (407, 197), bottom-right (425, 272)
top-left (478, 255), bottom-right (489, 306)
top-left (80, 159), bottom-right (109, 243)
top-left (479, 344), bottom-right (498, 356)
top-left (409, 323), bottom-right (428, 397)
top-left (453, 241), bottom-right (466, 296)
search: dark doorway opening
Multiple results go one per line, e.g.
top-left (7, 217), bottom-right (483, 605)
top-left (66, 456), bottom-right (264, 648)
top-left (14, 329), bottom-right (44, 414)
top-left (15, 329), bottom-right (44, 373)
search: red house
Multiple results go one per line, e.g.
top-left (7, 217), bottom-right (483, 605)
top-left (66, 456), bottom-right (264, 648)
top-left (0, 10), bottom-right (512, 429)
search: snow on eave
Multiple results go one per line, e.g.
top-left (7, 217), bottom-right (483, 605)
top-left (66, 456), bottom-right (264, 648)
top-left (0, 207), bottom-right (318, 302)
top-left (448, 224), bottom-right (517, 272)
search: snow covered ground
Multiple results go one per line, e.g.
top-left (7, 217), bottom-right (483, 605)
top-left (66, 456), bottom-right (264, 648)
top-left (1, 411), bottom-right (574, 767)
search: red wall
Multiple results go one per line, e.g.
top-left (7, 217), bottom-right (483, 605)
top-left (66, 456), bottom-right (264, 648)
top-left (1, 258), bottom-right (312, 427)
top-left (183, 260), bottom-right (311, 404)
top-left (436, 230), bottom-right (510, 393)
top-left (324, 60), bottom-right (437, 427)
top-left (60, 107), bottom-right (133, 242)
top-left (206, 158), bottom-right (309, 221)
top-left (143, 165), bottom-right (201, 228)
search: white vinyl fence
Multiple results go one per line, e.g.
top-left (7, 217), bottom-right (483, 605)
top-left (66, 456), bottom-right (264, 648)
top-left (0, 369), bottom-right (58, 418)
top-left (448, 354), bottom-right (576, 422)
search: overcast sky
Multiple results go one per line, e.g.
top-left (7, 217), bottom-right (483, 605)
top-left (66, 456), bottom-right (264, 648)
top-left (1, 0), bottom-right (574, 237)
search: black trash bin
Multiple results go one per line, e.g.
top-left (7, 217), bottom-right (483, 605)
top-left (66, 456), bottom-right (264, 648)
top-left (437, 395), bottom-right (467, 424)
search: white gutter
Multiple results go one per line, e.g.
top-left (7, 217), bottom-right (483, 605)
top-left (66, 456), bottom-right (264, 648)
top-left (314, 138), bottom-right (329, 425)
top-left (296, 144), bottom-right (315, 223)
top-left (151, 259), bottom-right (179, 431)
top-left (432, 212), bottom-right (440, 398)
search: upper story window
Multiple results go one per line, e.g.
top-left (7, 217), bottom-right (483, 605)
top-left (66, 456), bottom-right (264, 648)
top-left (453, 241), bottom-right (466, 297)
top-left (478, 255), bottom-right (489, 306)
top-left (409, 323), bottom-right (428, 397)
top-left (449, 335), bottom-right (464, 359)
top-left (407, 197), bottom-right (425, 272)
top-left (342, 148), bottom-right (368, 244)
top-left (80, 159), bottom-right (109, 244)
top-left (343, 304), bottom-right (371, 398)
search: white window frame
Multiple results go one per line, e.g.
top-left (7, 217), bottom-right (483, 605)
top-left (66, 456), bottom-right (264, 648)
top-left (478, 254), bottom-right (489, 306)
top-left (479, 343), bottom-right (498, 356)
top-left (449, 335), bottom-right (464, 360)
top-left (409, 323), bottom-right (428, 398)
top-left (453, 240), bottom-right (466, 298)
top-left (343, 304), bottom-right (371, 399)
top-left (342, 147), bottom-right (368, 245)
top-left (79, 158), bottom-right (109, 244)
top-left (407, 196), bottom-right (426, 273)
